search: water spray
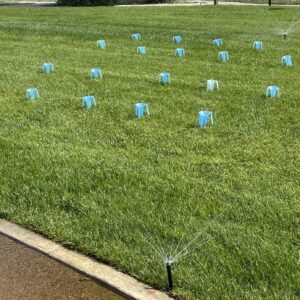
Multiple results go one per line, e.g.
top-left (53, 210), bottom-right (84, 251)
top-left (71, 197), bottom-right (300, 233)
top-left (142, 226), bottom-right (213, 293)
top-left (273, 17), bottom-right (300, 40)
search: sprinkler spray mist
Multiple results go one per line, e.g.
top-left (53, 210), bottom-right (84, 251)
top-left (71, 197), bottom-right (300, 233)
top-left (273, 16), bottom-right (300, 40)
top-left (142, 228), bottom-right (213, 292)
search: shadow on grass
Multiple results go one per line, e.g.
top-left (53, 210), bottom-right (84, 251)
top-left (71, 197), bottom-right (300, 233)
top-left (268, 7), bottom-right (287, 10)
top-left (0, 212), bottom-right (9, 219)
top-left (185, 122), bottom-right (200, 130)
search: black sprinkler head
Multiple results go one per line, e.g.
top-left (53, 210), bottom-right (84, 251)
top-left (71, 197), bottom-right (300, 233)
top-left (166, 261), bottom-right (173, 291)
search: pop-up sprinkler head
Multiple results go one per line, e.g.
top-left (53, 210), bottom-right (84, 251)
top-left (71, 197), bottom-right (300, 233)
top-left (165, 260), bottom-right (173, 291)
top-left (283, 33), bottom-right (287, 40)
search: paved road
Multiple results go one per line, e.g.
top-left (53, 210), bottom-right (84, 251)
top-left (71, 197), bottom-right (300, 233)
top-left (1, 1), bottom-right (299, 6)
top-left (0, 233), bottom-right (127, 300)
top-left (116, 1), bottom-right (299, 7)
top-left (0, 2), bottom-right (56, 6)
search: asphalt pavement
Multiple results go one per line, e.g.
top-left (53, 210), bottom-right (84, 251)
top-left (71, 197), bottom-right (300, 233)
top-left (0, 233), bottom-right (127, 300)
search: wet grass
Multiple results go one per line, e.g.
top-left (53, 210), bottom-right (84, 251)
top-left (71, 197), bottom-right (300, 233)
top-left (0, 5), bottom-right (299, 299)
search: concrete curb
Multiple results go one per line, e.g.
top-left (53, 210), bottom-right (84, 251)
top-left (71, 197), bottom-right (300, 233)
top-left (0, 219), bottom-right (172, 300)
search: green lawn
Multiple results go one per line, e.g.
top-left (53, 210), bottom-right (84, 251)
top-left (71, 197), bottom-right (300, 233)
top-left (0, 5), bottom-right (299, 299)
